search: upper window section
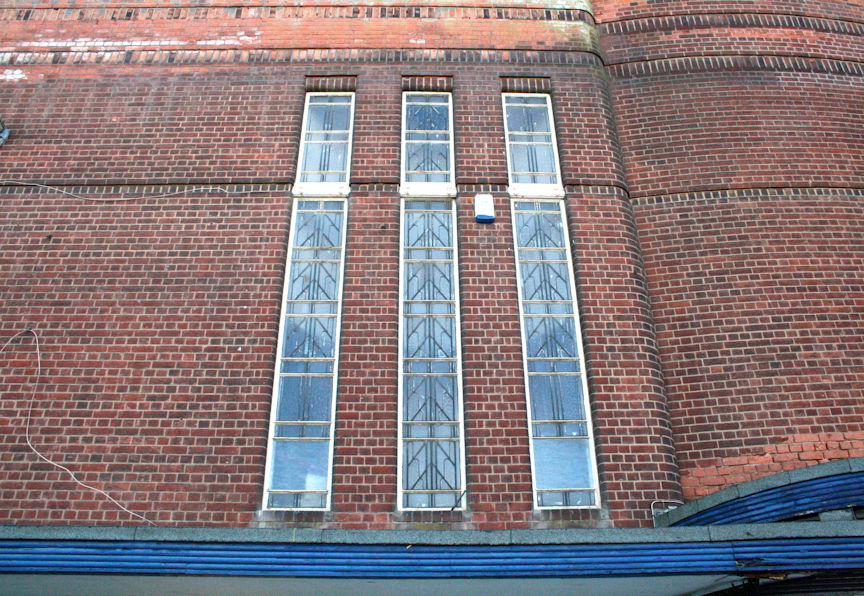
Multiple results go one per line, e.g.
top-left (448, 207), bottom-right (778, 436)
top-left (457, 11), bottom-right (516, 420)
top-left (502, 94), bottom-right (564, 198)
top-left (294, 93), bottom-right (355, 197)
top-left (401, 93), bottom-right (456, 197)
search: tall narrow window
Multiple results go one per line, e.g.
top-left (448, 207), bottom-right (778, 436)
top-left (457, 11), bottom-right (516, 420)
top-left (502, 94), bottom-right (564, 198)
top-left (399, 199), bottom-right (466, 510)
top-left (512, 200), bottom-right (599, 509)
top-left (264, 199), bottom-right (348, 510)
top-left (294, 93), bottom-right (355, 197)
top-left (401, 92), bottom-right (456, 197)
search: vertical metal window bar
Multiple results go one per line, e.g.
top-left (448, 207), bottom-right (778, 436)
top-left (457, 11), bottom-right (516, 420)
top-left (512, 200), bottom-right (600, 509)
top-left (264, 199), bottom-right (348, 510)
top-left (399, 199), bottom-right (466, 510)
top-left (502, 94), bottom-right (562, 193)
top-left (298, 94), bottom-right (354, 185)
top-left (402, 93), bottom-right (453, 185)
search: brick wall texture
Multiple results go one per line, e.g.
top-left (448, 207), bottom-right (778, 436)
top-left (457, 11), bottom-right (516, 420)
top-left (0, 0), bottom-right (862, 529)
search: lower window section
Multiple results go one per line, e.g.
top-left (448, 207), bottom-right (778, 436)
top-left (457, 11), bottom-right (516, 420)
top-left (264, 199), bottom-right (348, 510)
top-left (511, 199), bottom-right (600, 509)
top-left (399, 199), bottom-right (466, 510)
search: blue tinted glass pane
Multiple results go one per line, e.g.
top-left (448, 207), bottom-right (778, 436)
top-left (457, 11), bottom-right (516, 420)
top-left (271, 441), bottom-right (330, 491)
top-left (276, 375), bottom-right (333, 422)
top-left (407, 104), bottom-right (449, 131)
top-left (404, 440), bottom-right (459, 491)
top-left (405, 261), bottom-right (454, 302)
top-left (528, 374), bottom-right (585, 422)
top-left (404, 375), bottom-right (457, 422)
top-left (506, 104), bottom-right (551, 133)
top-left (288, 261), bottom-right (340, 301)
top-left (301, 142), bottom-right (348, 180)
top-left (405, 211), bottom-right (452, 248)
top-left (406, 142), bottom-right (450, 176)
top-left (282, 316), bottom-right (337, 358)
top-left (515, 212), bottom-right (566, 249)
top-left (520, 262), bottom-right (572, 302)
top-left (294, 212), bottom-right (343, 248)
top-left (524, 316), bottom-right (578, 359)
top-left (404, 316), bottom-right (456, 359)
top-left (306, 103), bottom-right (351, 132)
top-left (533, 438), bottom-right (592, 490)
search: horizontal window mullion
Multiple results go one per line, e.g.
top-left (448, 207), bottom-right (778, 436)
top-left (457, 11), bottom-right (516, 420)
top-left (269, 489), bottom-right (328, 494)
top-left (272, 437), bottom-right (331, 442)
top-left (402, 437), bottom-right (461, 442)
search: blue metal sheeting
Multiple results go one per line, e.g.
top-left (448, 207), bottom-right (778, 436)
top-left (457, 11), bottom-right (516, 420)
top-left (673, 471), bottom-right (864, 526)
top-left (0, 538), bottom-right (863, 577)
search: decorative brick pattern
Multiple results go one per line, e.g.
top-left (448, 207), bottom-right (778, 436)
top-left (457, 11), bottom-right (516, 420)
top-left (305, 75), bottom-right (356, 92)
top-left (401, 75), bottom-right (452, 92)
top-left (500, 76), bottom-right (552, 93)
top-left (611, 69), bottom-right (864, 198)
top-left (594, 0), bottom-right (864, 23)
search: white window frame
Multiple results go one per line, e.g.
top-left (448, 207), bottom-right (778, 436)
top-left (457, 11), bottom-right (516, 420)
top-left (502, 93), bottom-right (565, 199)
top-left (510, 199), bottom-right (600, 510)
top-left (397, 198), bottom-right (467, 511)
top-left (293, 92), bottom-right (355, 198)
top-left (262, 198), bottom-right (349, 511)
top-left (400, 92), bottom-right (457, 198)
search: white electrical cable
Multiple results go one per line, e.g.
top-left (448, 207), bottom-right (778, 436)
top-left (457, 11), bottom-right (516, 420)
top-left (0, 180), bottom-right (282, 202)
top-left (1, 329), bottom-right (158, 526)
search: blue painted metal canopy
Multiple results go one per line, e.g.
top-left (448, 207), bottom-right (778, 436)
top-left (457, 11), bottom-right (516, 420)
top-left (1, 537), bottom-right (864, 578)
top-left (673, 471), bottom-right (864, 526)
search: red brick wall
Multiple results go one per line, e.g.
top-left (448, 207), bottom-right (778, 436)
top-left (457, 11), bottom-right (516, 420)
top-left (2, 0), bottom-right (862, 528)
top-left (634, 191), bottom-right (864, 499)
top-left (0, 52), bottom-right (680, 528)
top-left (602, 0), bottom-right (864, 501)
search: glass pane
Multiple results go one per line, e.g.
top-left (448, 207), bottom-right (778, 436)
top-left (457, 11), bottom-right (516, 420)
top-left (528, 374), bottom-right (585, 422)
top-left (275, 424), bottom-right (330, 438)
top-left (280, 360), bottom-right (334, 374)
top-left (538, 490), bottom-right (594, 508)
top-left (520, 262), bottom-right (573, 302)
top-left (288, 261), bottom-right (341, 302)
top-left (404, 316), bottom-right (456, 359)
top-left (404, 374), bottom-right (458, 422)
top-left (281, 315), bottom-right (337, 358)
top-left (516, 212), bottom-right (566, 249)
top-left (533, 438), bottom-right (592, 490)
top-left (276, 375), bottom-right (333, 422)
top-left (405, 261), bottom-right (454, 302)
top-left (506, 104), bottom-right (551, 133)
top-left (405, 211), bottom-right (452, 248)
top-left (301, 142), bottom-right (348, 181)
top-left (407, 103), bottom-right (449, 131)
top-left (294, 212), bottom-right (343, 248)
top-left (406, 142), bottom-right (450, 176)
top-left (270, 440), bottom-right (330, 491)
top-left (403, 440), bottom-right (460, 492)
top-left (269, 492), bottom-right (326, 509)
top-left (509, 144), bottom-right (557, 179)
top-left (306, 103), bottom-right (351, 132)
top-left (524, 316), bottom-right (578, 359)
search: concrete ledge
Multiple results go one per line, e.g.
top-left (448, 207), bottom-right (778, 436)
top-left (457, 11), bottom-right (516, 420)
top-left (2, 521), bottom-right (863, 546)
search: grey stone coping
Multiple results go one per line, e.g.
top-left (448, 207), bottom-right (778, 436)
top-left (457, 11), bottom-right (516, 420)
top-left (658, 457), bottom-right (863, 527)
top-left (1, 521), bottom-right (863, 546)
